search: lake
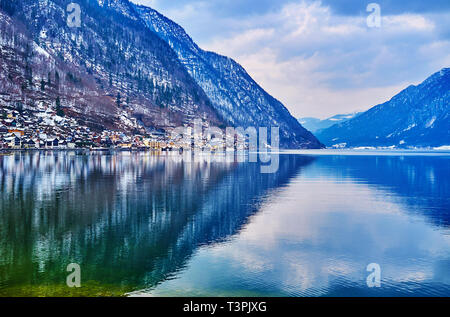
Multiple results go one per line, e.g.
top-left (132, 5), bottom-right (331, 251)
top-left (0, 150), bottom-right (449, 297)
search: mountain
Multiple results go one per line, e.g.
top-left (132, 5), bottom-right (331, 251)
top-left (0, 0), bottom-right (221, 134)
top-left (299, 112), bottom-right (361, 134)
top-left (0, 0), bottom-right (323, 149)
top-left (316, 68), bottom-right (450, 148)
top-left (133, 4), bottom-right (323, 149)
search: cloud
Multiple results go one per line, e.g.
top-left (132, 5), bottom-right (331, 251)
top-left (132, 0), bottom-right (450, 118)
top-left (319, 0), bottom-right (450, 16)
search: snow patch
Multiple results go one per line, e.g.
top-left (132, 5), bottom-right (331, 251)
top-left (353, 146), bottom-right (377, 150)
top-left (33, 42), bottom-right (50, 58)
top-left (425, 117), bottom-right (436, 128)
top-left (403, 123), bottom-right (417, 132)
top-left (39, 29), bottom-right (47, 39)
top-left (332, 143), bottom-right (347, 149)
top-left (434, 145), bottom-right (450, 150)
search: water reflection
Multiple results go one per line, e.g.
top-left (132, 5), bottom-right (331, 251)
top-left (0, 151), bottom-right (313, 296)
top-left (144, 153), bottom-right (450, 297)
top-left (315, 155), bottom-right (450, 227)
top-left (1, 151), bottom-right (449, 297)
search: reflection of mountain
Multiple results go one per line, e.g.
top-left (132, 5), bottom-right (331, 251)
top-left (0, 152), bottom-right (313, 295)
top-left (315, 155), bottom-right (450, 227)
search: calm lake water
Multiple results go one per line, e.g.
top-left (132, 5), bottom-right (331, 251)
top-left (0, 150), bottom-right (449, 297)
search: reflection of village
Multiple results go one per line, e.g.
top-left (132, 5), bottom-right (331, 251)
top-left (0, 149), bottom-right (308, 295)
top-left (0, 105), bottom-right (249, 152)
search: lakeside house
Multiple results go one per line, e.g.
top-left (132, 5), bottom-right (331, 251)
top-left (0, 103), bottom-right (248, 152)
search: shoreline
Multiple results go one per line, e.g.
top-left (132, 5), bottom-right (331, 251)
top-left (1, 148), bottom-right (450, 155)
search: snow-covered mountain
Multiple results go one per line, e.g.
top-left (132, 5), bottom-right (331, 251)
top-left (316, 69), bottom-right (450, 148)
top-left (299, 112), bottom-right (362, 134)
top-left (133, 4), bottom-right (322, 149)
top-left (0, 0), bottom-right (224, 133)
top-left (0, 0), bottom-right (323, 148)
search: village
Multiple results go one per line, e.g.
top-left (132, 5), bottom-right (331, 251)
top-left (0, 103), bottom-right (164, 150)
top-left (0, 103), bottom-right (248, 152)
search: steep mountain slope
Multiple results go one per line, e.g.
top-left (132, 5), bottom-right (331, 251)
top-left (0, 0), bottom-right (221, 133)
top-left (299, 112), bottom-right (361, 134)
top-left (316, 69), bottom-right (450, 148)
top-left (1, 0), bottom-right (323, 148)
top-left (134, 4), bottom-right (323, 149)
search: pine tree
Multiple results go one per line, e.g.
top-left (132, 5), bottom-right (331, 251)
top-left (25, 64), bottom-right (33, 86)
top-left (0, 0), bottom-right (16, 15)
top-left (55, 71), bottom-right (60, 89)
top-left (56, 97), bottom-right (64, 117)
top-left (116, 92), bottom-right (121, 108)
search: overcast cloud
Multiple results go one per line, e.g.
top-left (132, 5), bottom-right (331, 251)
top-left (132, 0), bottom-right (450, 118)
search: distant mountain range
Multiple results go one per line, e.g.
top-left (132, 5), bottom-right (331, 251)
top-left (298, 112), bottom-right (361, 134)
top-left (0, 0), bottom-right (323, 149)
top-left (316, 68), bottom-right (450, 149)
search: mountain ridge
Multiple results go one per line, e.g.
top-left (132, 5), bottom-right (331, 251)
top-left (0, 0), bottom-right (323, 149)
top-left (316, 68), bottom-right (450, 148)
top-left (299, 112), bottom-right (362, 134)
top-left (133, 3), bottom-right (323, 149)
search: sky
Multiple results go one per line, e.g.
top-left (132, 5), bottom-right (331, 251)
top-left (132, 0), bottom-right (450, 119)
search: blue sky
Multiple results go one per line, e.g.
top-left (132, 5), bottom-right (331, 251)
top-left (132, 0), bottom-right (450, 118)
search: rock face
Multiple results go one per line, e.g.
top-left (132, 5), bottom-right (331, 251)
top-left (0, 0), bottom-right (323, 148)
top-left (316, 69), bottom-right (450, 148)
